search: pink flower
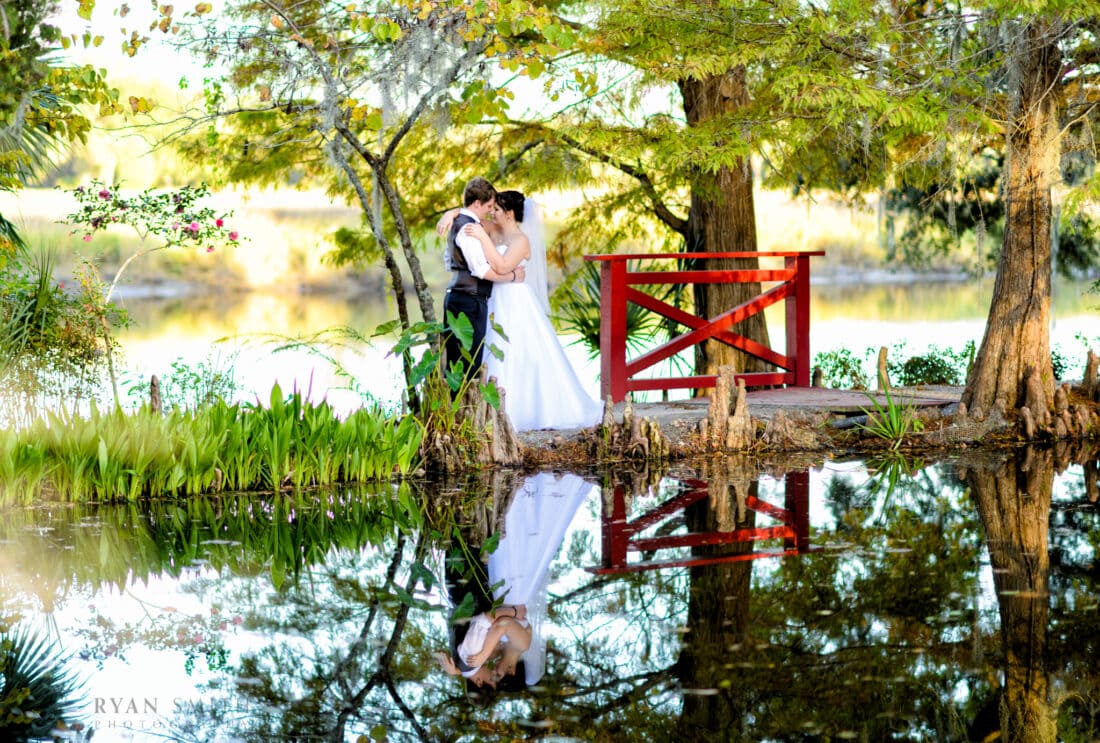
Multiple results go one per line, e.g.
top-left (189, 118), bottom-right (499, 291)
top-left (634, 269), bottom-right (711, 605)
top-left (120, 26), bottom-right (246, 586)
top-left (172, 222), bottom-right (180, 230)
top-left (206, 246), bottom-right (215, 253)
top-left (215, 218), bottom-right (224, 227)
top-left (189, 221), bottom-right (200, 232)
top-left (231, 615), bottom-right (243, 625)
top-left (83, 234), bottom-right (92, 242)
top-left (192, 633), bottom-right (203, 645)
top-left (98, 189), bottom-right (110, 199)
top-left (228, 231), bottom-right (239, 241)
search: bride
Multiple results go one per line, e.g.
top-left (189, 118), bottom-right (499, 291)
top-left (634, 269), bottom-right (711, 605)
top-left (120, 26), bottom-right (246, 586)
top-left (448, 190), bottom-right (603, 432)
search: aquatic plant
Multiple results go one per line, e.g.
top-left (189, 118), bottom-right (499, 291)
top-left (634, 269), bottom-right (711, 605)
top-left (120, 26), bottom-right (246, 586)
top-left (0, 385), bottom-right (422, 503)
top-left (0, 247), bottom-right (122, 427)
top-left (813, 347), bottom-right (871, 389)
top-left (122, 351), bottom-right (241, 411)
top-left (887, 341), bottom-right (975, 386)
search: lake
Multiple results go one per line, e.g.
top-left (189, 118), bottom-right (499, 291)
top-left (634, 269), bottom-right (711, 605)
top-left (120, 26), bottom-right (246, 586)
top-left (2, 276), bottom-right (1099, 741)
top-left (2, 447), bottom-right (1098, 741)
top-left (110, 275), bottom-right (1100, 413)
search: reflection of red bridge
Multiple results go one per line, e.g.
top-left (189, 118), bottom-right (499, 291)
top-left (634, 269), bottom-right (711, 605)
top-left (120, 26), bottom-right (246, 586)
top-left (588, 471), bottom-right (815, 574)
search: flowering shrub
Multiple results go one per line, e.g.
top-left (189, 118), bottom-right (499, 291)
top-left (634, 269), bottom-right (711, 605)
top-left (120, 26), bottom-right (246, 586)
top-left (65, 180), bottom-right (240, 252)
top-left (62, 180), bottom-right (242, 300)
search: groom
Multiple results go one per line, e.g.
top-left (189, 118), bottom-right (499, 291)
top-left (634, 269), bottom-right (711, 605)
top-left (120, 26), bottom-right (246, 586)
top-left (443, 176), bottom-right (524, 384)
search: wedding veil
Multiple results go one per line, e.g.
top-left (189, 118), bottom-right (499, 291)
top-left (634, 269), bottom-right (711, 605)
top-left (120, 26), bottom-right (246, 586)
top-left (523, 198), bottom-right (551, 316)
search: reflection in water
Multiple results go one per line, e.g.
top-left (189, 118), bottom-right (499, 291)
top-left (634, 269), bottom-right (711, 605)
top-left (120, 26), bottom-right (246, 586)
top-left (0, 450), bottom-right (1098, 740)
top-left (440, 473), bottom-right (593, 696)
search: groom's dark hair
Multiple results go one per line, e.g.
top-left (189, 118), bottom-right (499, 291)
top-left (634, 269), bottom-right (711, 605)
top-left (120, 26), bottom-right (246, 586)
top-left (464, 177), bottom-right (496, 207)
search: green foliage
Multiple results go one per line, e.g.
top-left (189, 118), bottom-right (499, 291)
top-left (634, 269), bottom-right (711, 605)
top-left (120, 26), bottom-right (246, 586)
top-left (884, 149), bottom-right (1005, 273)
top-left (555, 259), bottom-right (692, 384)
top-left (858, 387), bottom-right (924, 449)
top-left (62, 179), bottom-right (242, 301)
top-left (885, 149), bottom-right (1100, 276)
top-left (390, 315), bottom-right (504, 471)
top-left (813, 348), bottom-right (870, 390)
top-left (887, 341), bottom-right (975, 387)
top-left (65, 179), bottom-right (240, 250)
top-left (0, 247), bottom-right (123, 427)
top-left (122, 351), bottom-right (241, 411)
top-left (0, 386), bottom-right (423, 503)
top-left (0, 621), bottom-right (85, 740)
top-left (817, 342), bottom-right (977, 390)
top-left (0, 1), bottom-right (119, 183)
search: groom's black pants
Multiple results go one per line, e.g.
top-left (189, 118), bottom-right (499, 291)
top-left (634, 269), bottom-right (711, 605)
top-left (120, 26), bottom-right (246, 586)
top-left (442, 288), bottom-right (488, 389)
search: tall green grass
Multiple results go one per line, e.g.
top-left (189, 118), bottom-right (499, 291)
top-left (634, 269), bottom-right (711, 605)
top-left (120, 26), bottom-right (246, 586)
top-left (0, 384), bottom-right (422, 504)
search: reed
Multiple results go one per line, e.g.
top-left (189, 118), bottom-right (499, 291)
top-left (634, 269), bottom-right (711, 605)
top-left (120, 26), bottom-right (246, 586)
top-left (0, 385), bottom-right (423, 504)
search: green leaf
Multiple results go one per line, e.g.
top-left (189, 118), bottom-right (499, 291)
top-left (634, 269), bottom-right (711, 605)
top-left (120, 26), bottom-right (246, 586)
top-left (481, 530), bottom-right (500, 557)
top-left (445, 310), bottom-right (474, 351)
top-left (452, 591), bottom-right (476, 622)
top-left (480, 381), bottom-right (500, 409)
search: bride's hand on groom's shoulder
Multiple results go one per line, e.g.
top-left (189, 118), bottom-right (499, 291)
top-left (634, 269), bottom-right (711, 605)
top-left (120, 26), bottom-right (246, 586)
top-left (462, 223), bottom-right (488, 239)
top-left (435, 208), bottom-right (458, 236)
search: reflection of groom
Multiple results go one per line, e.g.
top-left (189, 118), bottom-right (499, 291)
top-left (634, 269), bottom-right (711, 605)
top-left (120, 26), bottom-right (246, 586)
top-left (443, 176), bottom-right (524, 383)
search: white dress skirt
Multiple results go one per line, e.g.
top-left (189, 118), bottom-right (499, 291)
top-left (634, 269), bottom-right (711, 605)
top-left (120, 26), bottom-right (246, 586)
top-left (485, 247), bottom-right (603, 431)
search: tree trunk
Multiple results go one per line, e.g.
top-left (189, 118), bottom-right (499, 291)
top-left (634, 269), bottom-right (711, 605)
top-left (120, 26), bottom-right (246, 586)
top-left (680, 68), bottom-right (772, 380)
top-left (963, 21), bottom-right (1062, 414)
top-left (965, 450), bottom-right (1056, 743)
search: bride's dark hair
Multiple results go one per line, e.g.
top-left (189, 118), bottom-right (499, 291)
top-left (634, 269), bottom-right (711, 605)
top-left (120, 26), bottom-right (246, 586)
top-left (496, 190), bottom-right (525, 222)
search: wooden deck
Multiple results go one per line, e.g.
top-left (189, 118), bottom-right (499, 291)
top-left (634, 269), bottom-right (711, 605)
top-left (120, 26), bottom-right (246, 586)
top-left (516, 386), bottom-right (964, 447)
top-left (745, 385), bottom-right (964, 417)
top-left (612, 385), bottom-right (963, 427)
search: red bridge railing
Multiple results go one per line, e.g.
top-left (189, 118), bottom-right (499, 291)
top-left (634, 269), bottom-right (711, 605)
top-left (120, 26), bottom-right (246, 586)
top-left (584, 251), bottom-right (824, 403)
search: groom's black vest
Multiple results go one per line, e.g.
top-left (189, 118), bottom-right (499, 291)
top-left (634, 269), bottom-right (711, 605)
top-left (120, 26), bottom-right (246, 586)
top-left (446, 213), bottom-right (493, 299)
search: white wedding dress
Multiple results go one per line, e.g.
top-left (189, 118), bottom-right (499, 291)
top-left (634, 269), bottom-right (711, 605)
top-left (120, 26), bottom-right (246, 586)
top-left (485, 245), bottom-right (603, 432)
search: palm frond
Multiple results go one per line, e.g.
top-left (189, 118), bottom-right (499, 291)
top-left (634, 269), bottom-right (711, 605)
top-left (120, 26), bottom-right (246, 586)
top-left (0, 622), bottom-right (86, 740)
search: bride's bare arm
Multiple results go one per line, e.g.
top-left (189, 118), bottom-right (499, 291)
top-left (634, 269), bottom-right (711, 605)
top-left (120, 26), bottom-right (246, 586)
top-left (463, 224), bottom-right (529, 273)
top-left (436, 208), bottom-right (504, 242)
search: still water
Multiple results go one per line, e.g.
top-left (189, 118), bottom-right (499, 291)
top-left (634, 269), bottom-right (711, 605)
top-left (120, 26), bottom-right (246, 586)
top-left (2, 447), bottom-right (1098, 741)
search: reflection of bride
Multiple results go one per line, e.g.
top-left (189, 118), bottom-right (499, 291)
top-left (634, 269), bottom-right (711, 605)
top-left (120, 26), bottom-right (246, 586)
top-left (459, 190), bottom-right (603, 432)
top-left (487, 471), bottom-right (593, 685)
top-left (437, 472), bottom-right (594, 689)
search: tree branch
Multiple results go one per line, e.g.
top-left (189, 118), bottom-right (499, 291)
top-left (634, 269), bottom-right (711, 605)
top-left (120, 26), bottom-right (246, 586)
top-left (553, 130), bottom-right (689, 235)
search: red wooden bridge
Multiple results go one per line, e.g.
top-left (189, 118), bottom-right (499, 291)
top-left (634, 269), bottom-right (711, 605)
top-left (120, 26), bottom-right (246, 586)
top-left (585, 251), bottom-right (825, 403)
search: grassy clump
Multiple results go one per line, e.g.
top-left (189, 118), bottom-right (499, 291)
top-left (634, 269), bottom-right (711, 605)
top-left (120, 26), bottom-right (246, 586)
top-left (0, 384), bottom-right (422, 504)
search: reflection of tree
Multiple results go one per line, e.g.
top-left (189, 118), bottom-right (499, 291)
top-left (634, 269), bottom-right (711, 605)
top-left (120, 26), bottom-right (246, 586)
top-left (964, 444), bottom-right (1100, 743)
top-left (689, 456), bottom-right (988, 740)
top-left (170, 472), bottom-right (526, 741)
top-left (678, 456), bottom-right (756, 736)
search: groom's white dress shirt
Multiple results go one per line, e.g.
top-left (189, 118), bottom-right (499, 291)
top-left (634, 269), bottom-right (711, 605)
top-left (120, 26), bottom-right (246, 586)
top-left (455, 208), bottom-right (492, 279)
